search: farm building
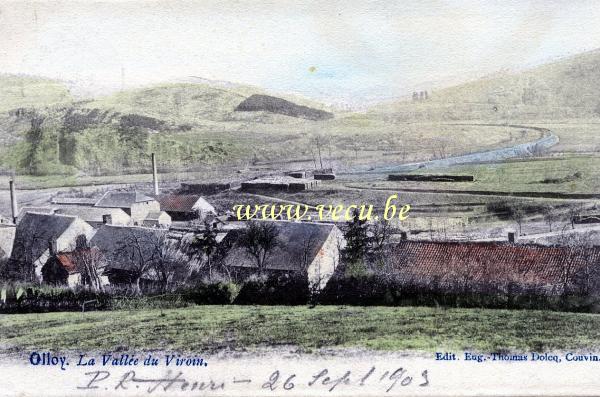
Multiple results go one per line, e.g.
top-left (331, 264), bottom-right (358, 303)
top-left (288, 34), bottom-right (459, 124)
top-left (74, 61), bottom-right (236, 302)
top-left (241, 177), bottom-right (320, 193)
top-left (388, 240), bottom-right (600, 293)
top-left (220, 221), bottom-right (345, 291)
top-left (142, 211), bottom-right (172, 228)
top-left (157, 194), bottom-right (216, 221)
top-left (94, 190), bottom-right (160, 225)
top-left (9, 212), bottom-right (95, 281)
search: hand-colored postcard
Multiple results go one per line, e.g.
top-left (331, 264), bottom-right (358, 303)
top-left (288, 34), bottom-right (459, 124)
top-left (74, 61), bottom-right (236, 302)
top-left (1, 1), bottom-right (600, 396)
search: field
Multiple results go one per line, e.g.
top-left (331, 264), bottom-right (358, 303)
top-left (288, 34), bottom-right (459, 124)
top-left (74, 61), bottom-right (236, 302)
top-left (2, 305), bottom-right (600, 355)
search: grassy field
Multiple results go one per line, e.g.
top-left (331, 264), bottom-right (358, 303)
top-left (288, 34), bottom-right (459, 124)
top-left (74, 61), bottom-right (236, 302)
top-left (360, 155), bottom-right (600, 195)
top-left (2, 305), bottom-right (600, 354)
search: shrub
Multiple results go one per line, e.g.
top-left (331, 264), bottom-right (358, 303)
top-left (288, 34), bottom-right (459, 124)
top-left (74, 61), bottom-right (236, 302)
top-left (179, 281), bottom-right (240, 305)
top-left (235, 273), bottom-right (309, 305)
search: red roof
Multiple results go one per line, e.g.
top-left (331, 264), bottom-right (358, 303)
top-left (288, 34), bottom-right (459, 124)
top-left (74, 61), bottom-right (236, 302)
top-left (389, 241), bottom-right (600, 289)
top-left (157, 194), bottom-right (202, 212)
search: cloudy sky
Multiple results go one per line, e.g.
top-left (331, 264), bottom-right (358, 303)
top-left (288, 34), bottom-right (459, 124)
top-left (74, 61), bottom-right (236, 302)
top-left (2, 0), bottom-right (600, 106)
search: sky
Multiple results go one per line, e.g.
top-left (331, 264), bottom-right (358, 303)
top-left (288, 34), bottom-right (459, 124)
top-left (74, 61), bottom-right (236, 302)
top-left (2, 0), bottom-right (600, 107)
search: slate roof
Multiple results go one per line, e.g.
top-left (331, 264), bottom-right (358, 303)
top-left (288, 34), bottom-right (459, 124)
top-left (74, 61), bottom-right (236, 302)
top-left (388, 241), bottom-right (600, 288)
top-left (90, 225), bottom-right (167, 271)
top-left (157, 194), bottom-right (214, 213)
top-left (221, 221), bottom-right (339, 271)
top-left (11, 213), bottom-right (78, 263)
top-left (17, 206), bottom-right (56, 219)
top-left (95, 191), bottom-right (155, 209)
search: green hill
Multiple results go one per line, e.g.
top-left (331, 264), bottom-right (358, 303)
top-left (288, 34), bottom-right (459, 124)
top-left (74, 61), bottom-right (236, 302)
top-left (0, 74), bottom-right (72, 112)
top-left (371, 49), bottom-right (600, 121)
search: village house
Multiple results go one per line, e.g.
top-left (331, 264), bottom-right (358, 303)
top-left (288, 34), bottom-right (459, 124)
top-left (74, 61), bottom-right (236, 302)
top-left (10, 212), bottom-right (96, 281)
top-left (94, 190), bottom-right (160, 225)
top-left (89, 224), bottom-right (171, 288)
top-left (220, 221), bottom-right (345, 291)
top-left (387, 240), bottom-right (600, 294)
top-left (157, 194), bottom-right (216, 221)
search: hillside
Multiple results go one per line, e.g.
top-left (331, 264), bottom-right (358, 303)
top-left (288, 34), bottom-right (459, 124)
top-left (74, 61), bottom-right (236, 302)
top-left (371, 49), bottom-right (600, 121)
top-left (0, 74), bottom-right (73, 112)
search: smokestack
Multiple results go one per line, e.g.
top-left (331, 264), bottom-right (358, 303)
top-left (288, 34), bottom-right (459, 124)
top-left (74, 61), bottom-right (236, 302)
top-left (151, 153), bottom-right (159, 196)
top-left (9, 180), bottom-right (18, 224)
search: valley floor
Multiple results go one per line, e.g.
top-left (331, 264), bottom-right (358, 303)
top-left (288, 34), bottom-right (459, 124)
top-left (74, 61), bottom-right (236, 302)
top-left (1, 305), bottom-right (600, 355)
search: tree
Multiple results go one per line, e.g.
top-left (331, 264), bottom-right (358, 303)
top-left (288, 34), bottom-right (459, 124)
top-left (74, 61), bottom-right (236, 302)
top-left (558, 233), bottom-right (594, 295)
top-left (190, 221), bottom-right (220, 280)
top-left (542, 205), bottom-right (558, 232)
top-left (509, 203), bottom-right (526, 235)
top-left (343, 208), bottom-right (369, 263)
top-left (238, 221), bottom-right (279, 273)
top-left (115, 230), bottom-right (162, 293)
top-left (151, 234), bottom-right (192, 292)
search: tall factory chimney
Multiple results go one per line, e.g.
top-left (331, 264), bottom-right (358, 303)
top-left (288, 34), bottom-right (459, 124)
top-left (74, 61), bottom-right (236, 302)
top-left (151, 153), bottom-right (159, 196)
top-left (9, 180), bottom-right (18, 224)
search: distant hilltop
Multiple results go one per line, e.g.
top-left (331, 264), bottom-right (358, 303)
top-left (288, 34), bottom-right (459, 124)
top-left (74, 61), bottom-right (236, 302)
top-left (235, 94), bottom-right (334, 121)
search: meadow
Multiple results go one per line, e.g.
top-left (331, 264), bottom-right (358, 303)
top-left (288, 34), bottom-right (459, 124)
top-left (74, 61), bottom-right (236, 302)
top-left (2, 305), bottom-right (600, 354)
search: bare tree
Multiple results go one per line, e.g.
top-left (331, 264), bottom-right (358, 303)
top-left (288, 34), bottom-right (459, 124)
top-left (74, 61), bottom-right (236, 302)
top-left (509, 203), bottom-right (526, 235)
top-left (71, 247), bottom-right (106, 292)
top-left (558, 233), bottom-right (593, 295)
top-left (543, 205), bottom-right (559, 232)
top-left (238, 221), bottom-right (279, 274)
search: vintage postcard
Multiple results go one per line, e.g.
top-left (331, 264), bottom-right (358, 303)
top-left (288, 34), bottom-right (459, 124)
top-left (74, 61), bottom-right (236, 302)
top-left (2, 0), bottom-right (600, 395)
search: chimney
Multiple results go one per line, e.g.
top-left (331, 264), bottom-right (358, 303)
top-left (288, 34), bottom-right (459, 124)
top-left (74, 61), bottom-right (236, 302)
top-left (400, 231), bottom-right (408, 240)
top-left (9, 180), bottom-right (18, 223)
top-left (508, 231), bottom-right (515, 244)
top-left (151, 152), bottom-right (159, 196)
top-left (48, 238), bottom-right (57, 256)
top-left (102, 214), bottom-right (112, 225)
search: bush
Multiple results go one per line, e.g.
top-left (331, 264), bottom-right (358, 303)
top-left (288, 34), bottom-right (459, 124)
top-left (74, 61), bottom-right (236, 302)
top-left (235, 273), bottom-right (309, 305)
top-left (179, 281), bottom-right (240, 305)
top-left (318, 274), bottom-right (600, 312)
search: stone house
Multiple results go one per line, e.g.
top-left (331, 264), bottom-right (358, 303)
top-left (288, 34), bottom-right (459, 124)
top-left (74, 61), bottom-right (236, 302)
top-left (10, 212), bottom-right (96, 281)
top-left (94, 190), bottom-right (160, 225)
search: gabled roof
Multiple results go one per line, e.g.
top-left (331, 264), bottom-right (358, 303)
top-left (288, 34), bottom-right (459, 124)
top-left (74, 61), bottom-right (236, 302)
top-left (90, 225), bottom-right (167, 271)
top-left (388, 240), bottom-right (600, 288)
top-left (11, 213), bottom-right (79, 263)
top-left (145, 211), bottom-right (169, 221)
top-left (157, 194), bottom-right (214, 213)
top-left (221, 221), bottom-right (340, 271)
top-left (95, 190), bottom-right (155, 209)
